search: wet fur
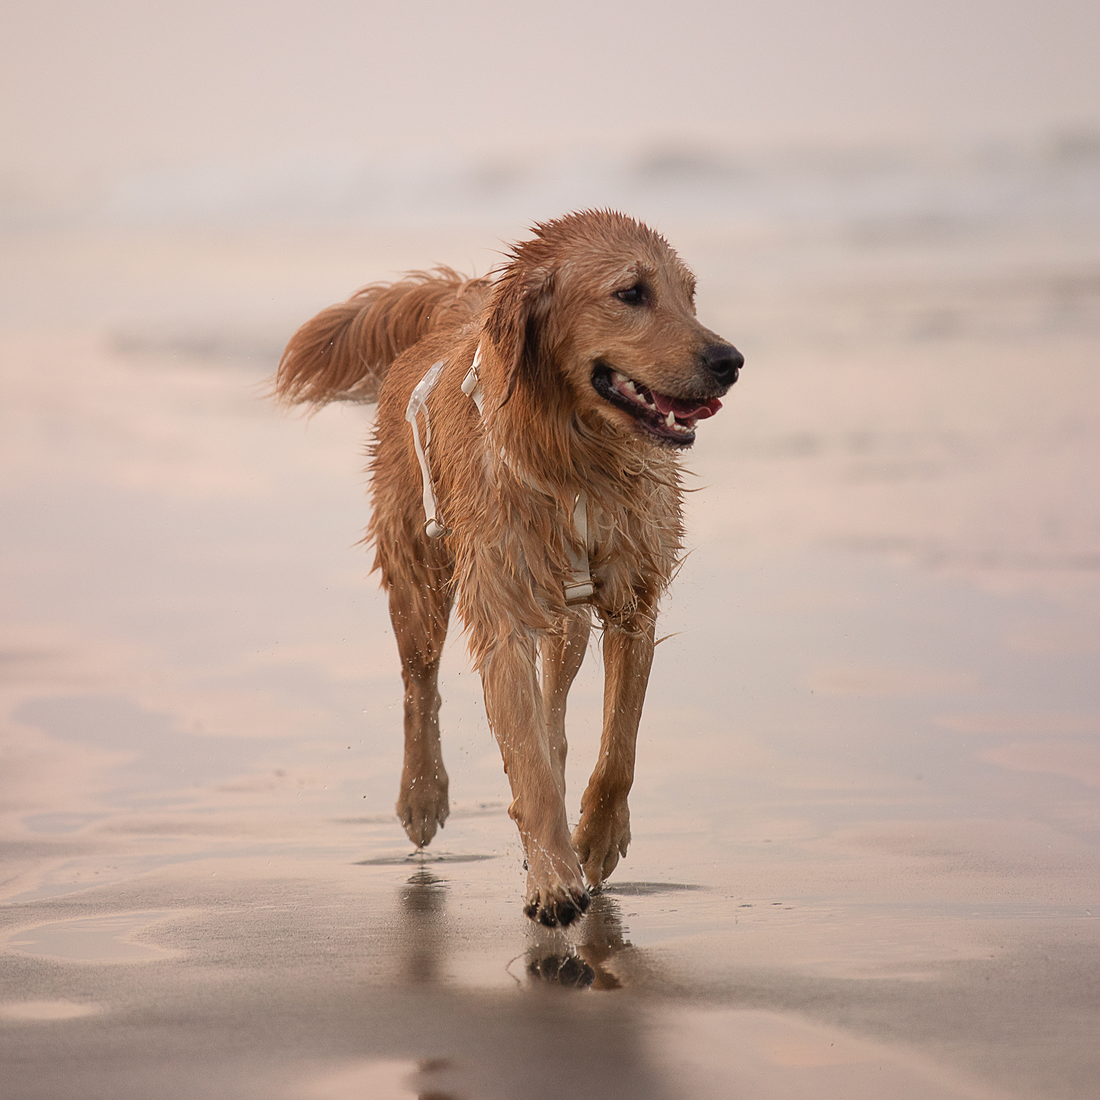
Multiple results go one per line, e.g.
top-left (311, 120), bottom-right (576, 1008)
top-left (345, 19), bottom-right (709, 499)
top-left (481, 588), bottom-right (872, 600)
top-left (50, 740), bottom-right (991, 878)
top-left (276, 211), bottom-right (740, 926)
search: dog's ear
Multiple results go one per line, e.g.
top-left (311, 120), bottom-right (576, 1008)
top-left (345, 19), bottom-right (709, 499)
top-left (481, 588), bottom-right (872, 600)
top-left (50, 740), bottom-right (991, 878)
top-left (485, 265), bottom-right (561, 406)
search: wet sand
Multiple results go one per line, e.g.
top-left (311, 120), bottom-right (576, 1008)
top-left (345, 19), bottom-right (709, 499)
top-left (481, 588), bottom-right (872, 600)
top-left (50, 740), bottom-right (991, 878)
top-left (2, 217), bottom-right (1099, 1099)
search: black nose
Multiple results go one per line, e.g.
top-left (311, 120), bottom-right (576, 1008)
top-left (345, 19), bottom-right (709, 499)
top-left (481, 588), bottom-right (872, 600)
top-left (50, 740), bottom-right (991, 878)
top-left (701, 343), bottom-right (743, 386)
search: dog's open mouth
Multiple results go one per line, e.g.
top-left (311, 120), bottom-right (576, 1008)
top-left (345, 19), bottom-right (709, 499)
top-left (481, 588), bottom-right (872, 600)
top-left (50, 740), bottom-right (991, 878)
top-left (591, 364), bottom-right (723, 446)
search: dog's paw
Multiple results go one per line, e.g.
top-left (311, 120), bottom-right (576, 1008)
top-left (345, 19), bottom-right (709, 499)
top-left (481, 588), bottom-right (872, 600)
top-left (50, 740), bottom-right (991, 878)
top-left (523, 880), bottom-right (591, 928)
top-left (522, 850), bottom-right (590, 928)
top-left (395, 773), bottom-right (449, 848)
top-left (572, 798), bottom-right (631, 887)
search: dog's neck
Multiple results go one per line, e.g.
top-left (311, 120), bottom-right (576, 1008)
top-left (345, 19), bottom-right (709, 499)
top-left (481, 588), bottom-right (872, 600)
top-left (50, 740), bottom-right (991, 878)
top-left (462, 343), bottom-right (594, 605)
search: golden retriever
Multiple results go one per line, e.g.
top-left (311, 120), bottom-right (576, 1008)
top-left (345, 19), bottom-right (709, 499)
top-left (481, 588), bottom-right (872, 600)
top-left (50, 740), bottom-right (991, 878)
top-left (276, 210), bottom-right (742, 926)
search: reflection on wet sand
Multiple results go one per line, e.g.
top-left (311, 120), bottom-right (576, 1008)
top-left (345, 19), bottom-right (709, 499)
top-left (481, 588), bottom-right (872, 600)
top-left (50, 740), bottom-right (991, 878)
top-left (398, 868), bottom-right (448, 987)
top-left (383, 867), bottom-right (672, 1100)
top-left (397, 865), bottom-right (641, 994)
top-left (372, 865), bottom-right (1026, 1100)
top-left (4, 911), bottom-right (179, 963)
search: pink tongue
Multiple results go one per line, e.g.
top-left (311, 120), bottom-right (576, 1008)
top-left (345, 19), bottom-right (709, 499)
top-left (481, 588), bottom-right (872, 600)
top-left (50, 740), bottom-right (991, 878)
top-left (651, 391), bottom-right (723, 421)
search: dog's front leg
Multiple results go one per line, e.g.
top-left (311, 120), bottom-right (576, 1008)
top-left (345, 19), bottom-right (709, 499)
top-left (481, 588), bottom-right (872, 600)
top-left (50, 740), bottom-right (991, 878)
top-left (481, 630), bottom-right (589, 927)
top-left (541, 611), bottom-right (591, 799)
top-left (573, 615), bottom-right (655, 886)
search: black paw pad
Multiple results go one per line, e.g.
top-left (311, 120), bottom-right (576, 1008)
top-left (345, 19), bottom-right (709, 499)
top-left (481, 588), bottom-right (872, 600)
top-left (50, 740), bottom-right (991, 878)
top-left (538, 906), bottom-right (561, 928)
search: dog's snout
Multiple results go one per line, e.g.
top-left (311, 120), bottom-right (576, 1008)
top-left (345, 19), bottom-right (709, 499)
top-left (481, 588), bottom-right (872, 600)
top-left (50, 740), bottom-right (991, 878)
top-left (701, 343), bottom-right (743, 386)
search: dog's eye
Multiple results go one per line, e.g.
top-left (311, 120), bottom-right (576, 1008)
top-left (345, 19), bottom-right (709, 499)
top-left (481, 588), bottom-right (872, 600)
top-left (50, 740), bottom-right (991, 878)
top-left (615, 285), bottom-right (645, 306)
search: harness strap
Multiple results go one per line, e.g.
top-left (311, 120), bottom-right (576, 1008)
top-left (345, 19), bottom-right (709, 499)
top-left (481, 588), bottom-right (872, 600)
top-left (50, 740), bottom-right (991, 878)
top-left (405, 359), bottom-right (448, 538)
top-left (563, 491), bottom-right (594, 603)
top-left (460, 346), bottom-right (484, 412)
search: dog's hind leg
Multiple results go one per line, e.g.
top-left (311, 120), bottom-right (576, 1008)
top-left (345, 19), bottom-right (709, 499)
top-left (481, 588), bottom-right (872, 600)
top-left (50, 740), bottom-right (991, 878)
top-left (572, 613), bottom-right (656, 886)
top-left (481, 631), bottom-right (590, 927)
top-left (541, 610), bottom-right (591, 799)
top-left (385, 555), bottom-right (454, 848)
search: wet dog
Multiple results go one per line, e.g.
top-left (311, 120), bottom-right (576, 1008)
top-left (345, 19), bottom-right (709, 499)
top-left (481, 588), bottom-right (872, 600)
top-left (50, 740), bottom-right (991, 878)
top-left (276, 211), bottom-right (741, 925)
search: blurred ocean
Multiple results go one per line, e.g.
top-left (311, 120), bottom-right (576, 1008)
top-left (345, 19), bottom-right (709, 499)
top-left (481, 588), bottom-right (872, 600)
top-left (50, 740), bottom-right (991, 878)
top-left (3, 131), bottom-right (1098, 352)
top-left (4, 131), bottom-right (1099, 241)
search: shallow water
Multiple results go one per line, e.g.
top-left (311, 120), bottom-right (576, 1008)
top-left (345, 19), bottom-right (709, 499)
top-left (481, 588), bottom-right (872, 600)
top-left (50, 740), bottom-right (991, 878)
top-left (2, 162), bottom-right (1099, 1098)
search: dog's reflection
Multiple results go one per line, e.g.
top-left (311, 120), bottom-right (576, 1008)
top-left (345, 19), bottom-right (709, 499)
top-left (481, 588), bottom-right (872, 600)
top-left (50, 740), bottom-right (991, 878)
top-left (399, 865), bottom-right (447, 985)
top-left (396, 867), bottom-right (635, 993)
top-left (526, 889), bottom-right (631, 991)
top-left (393, 870), bottom-right (657, 1100)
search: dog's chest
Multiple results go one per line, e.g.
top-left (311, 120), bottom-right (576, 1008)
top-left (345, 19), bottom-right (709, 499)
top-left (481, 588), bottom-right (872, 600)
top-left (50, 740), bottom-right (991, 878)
top-left (586, 484), bottom-right (682, 612)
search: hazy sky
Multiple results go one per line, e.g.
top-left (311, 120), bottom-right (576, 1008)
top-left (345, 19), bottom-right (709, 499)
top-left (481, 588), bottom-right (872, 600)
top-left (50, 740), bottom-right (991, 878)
top-left (3, 0), bottom-right (1099, 177)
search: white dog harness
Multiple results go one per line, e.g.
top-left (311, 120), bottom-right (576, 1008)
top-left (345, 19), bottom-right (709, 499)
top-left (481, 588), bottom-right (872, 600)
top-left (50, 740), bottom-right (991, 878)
top-left (405, 346), bottom-right (594, 604)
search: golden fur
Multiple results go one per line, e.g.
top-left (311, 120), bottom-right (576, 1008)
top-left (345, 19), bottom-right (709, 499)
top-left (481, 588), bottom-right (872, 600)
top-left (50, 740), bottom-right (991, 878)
top-left (276, 211), bottom-right (742, 926)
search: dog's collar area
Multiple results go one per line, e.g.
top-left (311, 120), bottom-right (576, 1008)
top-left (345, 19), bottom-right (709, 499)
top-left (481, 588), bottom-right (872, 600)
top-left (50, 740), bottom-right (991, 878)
top-left (410, 345), bottom-right (594, 604)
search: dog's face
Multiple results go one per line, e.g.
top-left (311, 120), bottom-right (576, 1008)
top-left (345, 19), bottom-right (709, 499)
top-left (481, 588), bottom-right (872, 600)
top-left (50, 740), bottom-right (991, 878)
top-left (572, 248), bottom-right (742, 448)
top-left (490, 212), bottom-right (743, 449)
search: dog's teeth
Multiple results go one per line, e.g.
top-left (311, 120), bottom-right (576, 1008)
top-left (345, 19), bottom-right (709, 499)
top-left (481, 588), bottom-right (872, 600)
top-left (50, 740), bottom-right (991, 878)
top-left (666, 410), bottom-right (677, 429)
top-left (614, 371), bottom-right (641, 397)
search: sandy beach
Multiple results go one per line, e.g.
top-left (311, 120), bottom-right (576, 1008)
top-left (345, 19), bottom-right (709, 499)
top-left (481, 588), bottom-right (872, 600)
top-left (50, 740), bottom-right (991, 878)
top-left (2, 147), bottom-right (1100, 1099)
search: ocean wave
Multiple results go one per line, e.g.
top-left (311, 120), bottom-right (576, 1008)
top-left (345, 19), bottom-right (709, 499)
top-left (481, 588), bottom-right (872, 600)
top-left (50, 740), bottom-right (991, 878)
top-left (3, 131), bottom-right (1099, 241)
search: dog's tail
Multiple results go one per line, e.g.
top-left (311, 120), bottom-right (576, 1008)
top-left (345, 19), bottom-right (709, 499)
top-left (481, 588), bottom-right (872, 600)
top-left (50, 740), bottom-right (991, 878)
top-left (275, 267), bottom-right (488, 405)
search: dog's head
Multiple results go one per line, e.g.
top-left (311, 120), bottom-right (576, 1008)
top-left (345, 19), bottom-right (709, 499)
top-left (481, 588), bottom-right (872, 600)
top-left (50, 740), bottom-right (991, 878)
top-left (486, 210), bottom-right (742, 449)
